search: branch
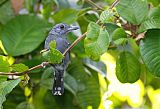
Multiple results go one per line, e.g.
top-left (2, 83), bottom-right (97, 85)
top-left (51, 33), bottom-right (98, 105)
top-left (135, 32), bottom-right (145, 41)
top-left (63, 32), bottom-right (87, 56)
top-left (85, 0), bottom-right (104, 11)
top-left (109, 0), bottom-right (120, 9)
top-left (0, 0), bottom-right (119, 76)
top-left (0, 62), bottom-right (49, 76)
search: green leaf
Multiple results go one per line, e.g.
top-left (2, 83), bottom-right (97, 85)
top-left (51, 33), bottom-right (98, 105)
top-left (52, 9), bottom-right (78, 24)
top-left (116, 0), bottom-right (148, 25)
top-left (112, 28), bottom-right (127, 41)
top-left (33, 87), bottom-right (60, 109)
top-left (0, 55), bottom-right (10, 72)
top-left (0, 79), bottom-right (20, 108)
top-left (16, 102), bottom-right (34, 109)
top-left (100, 10), bottom-right (115, 23)
top-left (140, 29), bottom-right (160, 77)
top-left (11, 64), bottom-right (29, 72)
top-left (139, 6), bottom-right (160, 33)
top-left (84, 12), bottom-right (99, 22)
top-left (49, 40), bottom-right (56, 50)
top-left (104, 23), bottom-right (119, 36)
top-left (84, 22), bottom-right (110, 60)
top-left (67, 59), bottom-right (100, 109)
top-left (0, 1), bottom-right (14, 24)
top-left (42, 50), bottom-right (64, 64)
top-left (42, 41), bottom-right (64, 64)
top-left (83, 58), bottom-right (107, 77)
top-left (147, 0), bottom-right (160, 6)
top-left (3, 86), bottom-right (25, 109)
top-left (67, 33), bottom-right (86, 57)
top-left (126, 38), bottom-right (140, 58)
top-left (0, 0), bottom-right (7, 5)
top-left (64, 73), bottom-right (78, 96)
top-left (40, 67), bottom-right (53, 89)
top-left (116, 51), bottom-right (140, 83)
top-left (41, 0), bottom-right (57, 19)
top-left (114, 38), bottom-right (127, 45)
top-left (40, 67), bottom-right (78, 96)
top-left (0, 76), bottom-right (7, 83)
top-left (0, 15), bottom-right (50, 56)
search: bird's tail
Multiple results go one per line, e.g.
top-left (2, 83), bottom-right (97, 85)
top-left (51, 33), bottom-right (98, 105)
top-left (52, 69), bottom-right (64, 95)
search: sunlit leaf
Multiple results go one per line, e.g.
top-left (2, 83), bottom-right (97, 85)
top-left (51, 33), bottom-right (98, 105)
top-left (0, 15), bottom-right (50, 56)
top-left (0, 79), bottom-right (20, 108)
top-left (116, 51), bottom-right (140, 83)
top-left (100, 10), bottom-right (115, 23)
top-left (11, 64), bottom-right (29, 72)
top-left (116, 0), bottom-right (148, 25)
top-left (49, 40), bottom-right (56, 50)
top-left (84, 22), bottom-right (110, 60)
top-left (140, 29), bottom-right (160, 77)
top-left (0, 55), bottom-right (10, 72)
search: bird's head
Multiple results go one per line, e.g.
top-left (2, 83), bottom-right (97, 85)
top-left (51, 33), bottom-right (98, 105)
top-left (49, 23), bottom-right (79, 36)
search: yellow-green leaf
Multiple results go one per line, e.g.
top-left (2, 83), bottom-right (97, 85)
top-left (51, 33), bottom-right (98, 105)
top-left (11, 64), bottom-right (29, 72)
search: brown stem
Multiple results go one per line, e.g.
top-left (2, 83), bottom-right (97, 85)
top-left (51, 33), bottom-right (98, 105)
top-left (135, 32), bottom-right (145, 41)
top-left (109, 0), bottom-right (120, 9)
top-left (0, 62), bottom-right (49, 76)
top-left (0, 0), bottom-right (119, 76)
top-left (85, 0), bottom-right (104, 11)
top-left (63, 32), bottom-right (87, 56)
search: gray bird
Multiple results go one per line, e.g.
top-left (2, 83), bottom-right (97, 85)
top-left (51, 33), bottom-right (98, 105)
top-left (44, 23), bottom-right (79, 95)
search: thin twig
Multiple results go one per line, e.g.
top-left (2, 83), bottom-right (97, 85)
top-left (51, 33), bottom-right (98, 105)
top-left (85, 0), bottom-right (104, 11)
top-left (135, 32), bottom-right (145, 41)
top-left (0, 0), bottom-right (119, 76)
top-left (109, 0), bottom-right (120, 9)
top-left (63, 32), bottom-right (87, 56)
top-left (0, 62), bottom-right (49, 76)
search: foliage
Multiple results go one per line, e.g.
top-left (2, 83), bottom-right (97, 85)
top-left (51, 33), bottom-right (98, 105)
top-left (0, 0), bottom-right (160, 109)
top-left (42, 41), bottom-right (64, 63)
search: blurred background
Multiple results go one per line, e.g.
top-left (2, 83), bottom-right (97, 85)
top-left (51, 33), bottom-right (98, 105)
top-left (0, 0), bottom-right (160, 109)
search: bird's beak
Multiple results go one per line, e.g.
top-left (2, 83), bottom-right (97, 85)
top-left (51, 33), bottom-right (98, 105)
top-left (68, 26), bottom-right (79, 31)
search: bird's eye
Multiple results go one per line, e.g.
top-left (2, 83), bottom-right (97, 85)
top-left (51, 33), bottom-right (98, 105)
top-left (60, 25), bottom-right (65, 29)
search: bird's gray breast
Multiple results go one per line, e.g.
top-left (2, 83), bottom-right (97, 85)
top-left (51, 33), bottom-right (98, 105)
top-left (55, 37), bottom-right (70, 53)
top-left (44, 35), bottom-right (70, 51)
